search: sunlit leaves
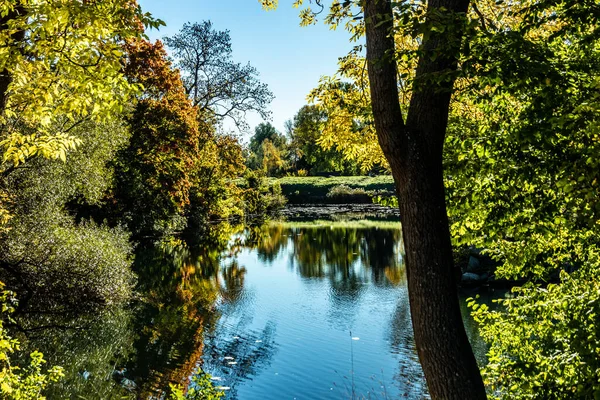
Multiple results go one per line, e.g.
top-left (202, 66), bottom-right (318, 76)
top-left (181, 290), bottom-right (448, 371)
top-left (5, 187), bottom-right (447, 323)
top-left (0, 282), bottom-right (64, 399)
top-left (308, 56), bottom-right (387, 172)
top-left (0, 0), bottom-right (160, 168)
top-left (0, 133), bottom-right (80, 166)
top-left (471, 255), bottom-right (600, 399)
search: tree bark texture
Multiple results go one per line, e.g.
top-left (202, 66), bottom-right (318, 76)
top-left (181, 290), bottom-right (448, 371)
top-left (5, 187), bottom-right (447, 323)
top-left (364, 0), bottom-right (487, 398)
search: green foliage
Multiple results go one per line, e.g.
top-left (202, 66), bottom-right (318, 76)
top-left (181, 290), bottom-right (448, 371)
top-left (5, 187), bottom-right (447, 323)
top-left (307, 61), bottom-right (388, 172)
top-left (274, 175), bottom-right (394, 203)
top-left (0, 0), bottom-right (161, 169)
top-left (247, 123), bottom-right (289, 176)
top-left (1, 118), bottom-right (134, 316)
top-left (372, 195), bottom-right (398, 209)
top-left (1, 209), bottom-right (134, 315)
top-left (445, 1), bottom-right (600, 397)
top-left (169, 372), bottom-right (225, 400)
top-left (287, 105), bottom-right (358, 175)
top-left (0, 283), bottom-right (64, 399)
top-left (242, 171), bottom-right (286, 216)
top-left (446, 0), bottom-right (600, 278)
top-left (471, 260), bottom-right (600, 399)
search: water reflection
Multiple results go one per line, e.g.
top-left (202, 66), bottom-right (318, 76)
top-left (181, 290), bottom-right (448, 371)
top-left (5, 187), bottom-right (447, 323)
top-left (201, 221), bottom-right (426, 399)
top-left (17, 219), bottom-right (490, 399)
top-left (21, 221), bottom-right (249, 399)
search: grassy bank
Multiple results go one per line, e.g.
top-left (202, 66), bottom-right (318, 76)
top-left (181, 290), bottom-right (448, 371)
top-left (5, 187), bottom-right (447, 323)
top-left (271, 176), bottom-right (395, 204)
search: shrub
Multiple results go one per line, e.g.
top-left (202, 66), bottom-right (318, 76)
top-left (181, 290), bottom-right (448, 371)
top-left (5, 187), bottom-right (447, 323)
top-left (274, 175), bottom-right (395, 204)
top-left (471, 257), bottom-right (600, 399)
top-left (0, 283), bottom-right (64, 400)
top-left (242, 171), bottom-right (286, 217)
top-left (169, 372), bottom-right (224, 400)
top-left (0, 210), bottom-right (134, 317)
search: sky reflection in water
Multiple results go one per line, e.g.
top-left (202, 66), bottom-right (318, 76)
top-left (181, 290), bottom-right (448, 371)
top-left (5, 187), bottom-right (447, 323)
top-left (28, 220), bottom-right (457, 399)
top-left (202, 221), bottom-right (428, 399)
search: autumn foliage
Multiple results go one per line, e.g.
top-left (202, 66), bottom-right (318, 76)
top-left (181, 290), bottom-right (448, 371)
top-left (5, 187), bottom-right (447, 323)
top-left (114, 39), bottom-right (245, 238)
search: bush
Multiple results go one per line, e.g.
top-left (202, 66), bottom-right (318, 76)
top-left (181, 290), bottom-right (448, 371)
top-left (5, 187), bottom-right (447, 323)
top-left (326, 184), bottom-right (370, 197)
top-left (0, 210), bottom-right (134, 317)
top-left (169, 372), bottom-right (224, 400)
top-left (274, 175), bottom-right (395, 204)
top-left (471, 258), bottom-right (600, 399)
top-left (0, 283), bottom-right (64, 400)
top-left (242, 171), bottom-right (286, 217)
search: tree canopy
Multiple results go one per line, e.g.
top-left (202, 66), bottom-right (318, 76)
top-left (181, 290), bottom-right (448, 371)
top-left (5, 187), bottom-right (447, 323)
top-left (164, 21), bottom-right (274, 131)
top-left (0, 0), bottom-right (161, 169)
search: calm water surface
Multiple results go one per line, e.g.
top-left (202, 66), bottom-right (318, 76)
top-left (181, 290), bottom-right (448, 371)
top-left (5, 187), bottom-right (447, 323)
top-left (22, 219), bottom-right (487, 399)
top-left (202, 221), bottom-right (426, 399)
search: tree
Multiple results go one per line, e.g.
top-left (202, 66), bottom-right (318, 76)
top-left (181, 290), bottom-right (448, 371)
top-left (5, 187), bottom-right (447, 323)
top-left (114, 39), bottom-right (206, 238)
top-left (247, 122), bottom-right (288, 175)
top-left (0, 0), bottom-right (160, 169)
top-left (307, 59), bottom-right (388, 172)
top-left (363, 1), bottom-right (485, 397)
top-left (266, 0), bottom-right (600, 397)
top-left (262, 0), bottom-right (486, 397)
top-left (164, 21), bottom-right (274, 131)
top-left (114, 39), bottom-right (246, 239)
top-left (288, 104), bottom-right (359, 175)
top-left (0, 0), bottom-right (161, 231)
top-left (249, 123), bottom-right (285, 154)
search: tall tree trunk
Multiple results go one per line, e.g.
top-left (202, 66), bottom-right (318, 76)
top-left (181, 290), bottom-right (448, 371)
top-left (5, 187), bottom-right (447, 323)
top-left (364, 0), bottom-right (487, 398)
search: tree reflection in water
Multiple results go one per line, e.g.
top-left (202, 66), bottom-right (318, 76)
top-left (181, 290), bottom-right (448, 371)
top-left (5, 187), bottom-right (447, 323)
top-left (18, 219), bottom-right (437, 399)
top-left (19, 221), bottom-right (254, 399)
top-left (249, 221), bottom-right (405, 289)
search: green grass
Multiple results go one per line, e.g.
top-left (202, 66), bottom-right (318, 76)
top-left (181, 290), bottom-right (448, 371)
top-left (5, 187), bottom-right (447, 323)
top-left (271, 176), bottom-right (395, 204)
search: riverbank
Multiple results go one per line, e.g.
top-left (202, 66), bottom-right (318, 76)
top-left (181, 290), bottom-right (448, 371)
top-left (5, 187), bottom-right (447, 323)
top-left (271, 175), bottom-right (395, 204)
top-left (280, 203), bottom-right (400, 221)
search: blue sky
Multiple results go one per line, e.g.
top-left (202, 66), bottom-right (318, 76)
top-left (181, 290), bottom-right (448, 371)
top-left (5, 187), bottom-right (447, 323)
top-left (138, 0), bottom-right (359, 140)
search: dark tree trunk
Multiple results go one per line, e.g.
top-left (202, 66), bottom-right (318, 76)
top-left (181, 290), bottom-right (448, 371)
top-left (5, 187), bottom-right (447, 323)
top-left (364, 0), bottom-right (487, 398)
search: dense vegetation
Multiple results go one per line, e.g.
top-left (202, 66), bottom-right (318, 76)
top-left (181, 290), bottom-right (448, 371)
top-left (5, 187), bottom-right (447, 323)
top-left (273, 175), bottom-right (394, 203)
top-left (1, 0), bottom-right (599, 398)
top-left (0, 2), bottom-right (278, 398)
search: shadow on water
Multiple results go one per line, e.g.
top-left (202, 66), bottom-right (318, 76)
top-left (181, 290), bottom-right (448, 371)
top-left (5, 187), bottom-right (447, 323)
top-left (16, 217), bottom-right (493, 399)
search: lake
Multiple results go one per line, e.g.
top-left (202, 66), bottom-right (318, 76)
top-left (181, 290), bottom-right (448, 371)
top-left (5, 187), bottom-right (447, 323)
top-left (22, 217), bottom-right (487, 399)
